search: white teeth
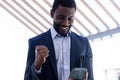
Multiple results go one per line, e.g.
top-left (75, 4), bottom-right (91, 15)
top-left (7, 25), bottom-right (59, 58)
top-left (63, 27), bottom-right (67, 29)
top-left (62, 27), bottom-right (67, 30)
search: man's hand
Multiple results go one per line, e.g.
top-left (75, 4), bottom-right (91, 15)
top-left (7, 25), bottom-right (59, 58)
top-left (34, 45), bottom-right (49, 70)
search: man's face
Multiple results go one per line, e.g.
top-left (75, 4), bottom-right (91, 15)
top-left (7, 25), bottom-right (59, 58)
top-left (51, 5), bottom-right (76, 36)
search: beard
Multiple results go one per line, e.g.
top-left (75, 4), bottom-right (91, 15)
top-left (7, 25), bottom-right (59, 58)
top-left (53, 21), bottom-right (72, 37)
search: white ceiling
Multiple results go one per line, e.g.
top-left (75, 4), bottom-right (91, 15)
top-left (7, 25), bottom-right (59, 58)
top-left (0, 0), bottom-right (120, 40)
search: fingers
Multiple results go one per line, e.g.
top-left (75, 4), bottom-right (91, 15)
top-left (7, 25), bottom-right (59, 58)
top-left (35, 45), bottom-right (49, 58)
top-left (84, 72), bottom-right (88, 80)
top-left (68, 78), bottom-right (74, 80)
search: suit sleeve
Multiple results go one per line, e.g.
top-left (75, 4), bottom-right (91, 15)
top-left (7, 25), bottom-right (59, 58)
top-left (24, 39), bottom-right (42, 80)
top-left (84, 39), bottom-right (94, 80)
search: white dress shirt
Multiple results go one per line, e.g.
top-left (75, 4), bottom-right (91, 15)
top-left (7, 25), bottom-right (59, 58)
top-left (51, 27), bottom-right (71, 80)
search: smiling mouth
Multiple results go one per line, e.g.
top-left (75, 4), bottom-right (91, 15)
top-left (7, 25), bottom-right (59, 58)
top-left (61, 26), bottom-right (69, 31)
top-left (62, 27), bottom-right (68, 30)
top-left (57, 26), bottom-right (70, 36)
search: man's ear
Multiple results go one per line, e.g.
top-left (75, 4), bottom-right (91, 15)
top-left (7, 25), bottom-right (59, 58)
top-left (50, 10), bottom-right (54, 18)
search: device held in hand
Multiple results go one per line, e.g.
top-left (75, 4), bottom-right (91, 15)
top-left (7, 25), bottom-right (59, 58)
top-left (69, 68), bottom-right (88, 80)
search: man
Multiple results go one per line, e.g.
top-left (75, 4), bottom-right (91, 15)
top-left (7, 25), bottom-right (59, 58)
top-left (24, 0), bottom-right (94, 80)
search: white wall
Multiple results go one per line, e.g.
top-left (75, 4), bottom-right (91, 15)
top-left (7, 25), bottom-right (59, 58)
top-left (0, 7), bottom-right (35, 80)
top-left (90, 35), bottom-right (120, 80)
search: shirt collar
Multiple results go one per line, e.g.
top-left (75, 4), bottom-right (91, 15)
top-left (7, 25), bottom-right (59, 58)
top-left (50, 27), bottom-right (71, 39)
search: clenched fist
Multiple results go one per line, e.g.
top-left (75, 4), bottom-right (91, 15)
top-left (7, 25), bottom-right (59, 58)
top-left (34, 45), bottom-right (49, 70)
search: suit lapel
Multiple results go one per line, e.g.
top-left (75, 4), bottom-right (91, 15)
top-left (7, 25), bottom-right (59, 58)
top-left (44, 30), bottom-right (58, 78)
top-left (70, 32), bottom-right (81, 70)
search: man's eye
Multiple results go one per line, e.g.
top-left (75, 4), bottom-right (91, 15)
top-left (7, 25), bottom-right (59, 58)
top-left (68, 18), bottom-right (72, 21)
top-left (58, 16), bottom-right (65, 20)
top-left (57, 16), bottom-right (74, 21)
top-left (68, 17), bottom-right (74, 21)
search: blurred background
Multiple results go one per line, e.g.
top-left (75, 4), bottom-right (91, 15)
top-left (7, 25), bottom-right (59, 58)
top-left (0, 0), bottom-right (120, 80)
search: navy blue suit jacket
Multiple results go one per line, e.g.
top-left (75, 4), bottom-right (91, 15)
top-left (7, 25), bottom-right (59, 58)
top-left (24, 30), bottom-right (94, 80)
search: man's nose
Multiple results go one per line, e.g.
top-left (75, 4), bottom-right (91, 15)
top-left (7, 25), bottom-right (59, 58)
top-left (63, 19), bottom-right (70, 26)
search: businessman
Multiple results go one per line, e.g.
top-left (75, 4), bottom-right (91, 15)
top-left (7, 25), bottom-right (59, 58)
top-left (24, 0), bottom-right (94, 80)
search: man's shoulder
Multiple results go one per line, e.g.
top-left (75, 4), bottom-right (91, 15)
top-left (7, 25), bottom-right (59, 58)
top-left (29, 30), bottom-right (50, 41)
top-left (71, 31), bottom-right (88, 41)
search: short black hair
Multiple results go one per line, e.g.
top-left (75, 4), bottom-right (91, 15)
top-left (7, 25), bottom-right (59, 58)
top-left (52, 0), bottom-right (76, 12)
